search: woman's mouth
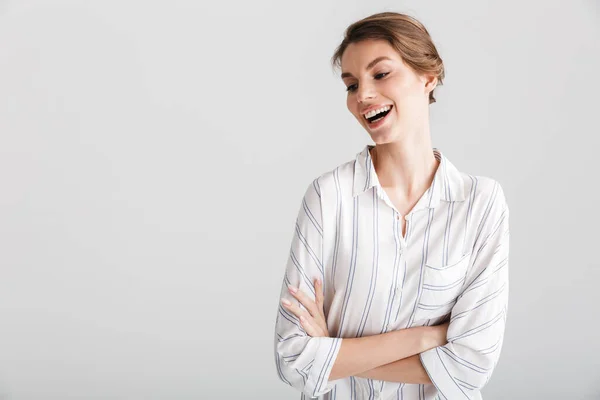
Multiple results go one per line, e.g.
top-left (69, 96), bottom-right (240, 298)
top-left (364, 105), bottom-right (393, 129)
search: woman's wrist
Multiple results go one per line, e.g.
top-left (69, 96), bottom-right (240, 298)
top-left (421, 323), bottom-right (449, 351)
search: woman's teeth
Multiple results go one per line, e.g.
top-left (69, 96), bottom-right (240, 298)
top-left (364, 105), bottom-right (392, 119)
top-left (366, 106), bottom-right (392, 124)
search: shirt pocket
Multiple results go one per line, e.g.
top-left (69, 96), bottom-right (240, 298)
top-left (416, 252), bottom-right (472, 321)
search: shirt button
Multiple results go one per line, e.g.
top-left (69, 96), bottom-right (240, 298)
top-left (396, 214), bottom-right (400, 220)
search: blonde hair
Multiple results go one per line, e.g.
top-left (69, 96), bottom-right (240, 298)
top-left (331, 12), bottom-right (445, 104)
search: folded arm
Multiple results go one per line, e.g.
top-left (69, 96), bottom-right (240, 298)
top-left (328, 323), bottom-right (446, 382)
top-left (274, 178), bottom-right (451, 397)
top-left (344, 183), bottom-right (510, 389)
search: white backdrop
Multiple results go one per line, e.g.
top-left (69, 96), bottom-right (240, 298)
top-left (0, 0), bottom-right (599, 399)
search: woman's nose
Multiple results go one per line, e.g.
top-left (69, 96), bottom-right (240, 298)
top-left (357, 83), bottom-right (376, 103)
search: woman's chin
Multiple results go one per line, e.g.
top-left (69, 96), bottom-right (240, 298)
top-left (367, 124), bottom-right (395, 140)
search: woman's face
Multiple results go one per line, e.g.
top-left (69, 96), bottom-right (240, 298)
top-left (340, 39), bottom-right (436, 143)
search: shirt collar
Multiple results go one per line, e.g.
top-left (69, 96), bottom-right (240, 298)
top-left (352, 144), bottom-right (466, 207)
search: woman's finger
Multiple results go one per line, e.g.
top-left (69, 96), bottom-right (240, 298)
top-left (314, 278), bottom-right (324, 307)
top-left (280, 299), bottom-right (318, 336)
top-left (299, 316), bottom-right (317, 336)
top-left (281, 298), bottom-right (328, 337)
top-left (281, 298), bottom-right (310, 321)
top-left (287, 285), bottom-right (320, 318)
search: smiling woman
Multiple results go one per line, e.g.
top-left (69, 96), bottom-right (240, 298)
top-left (333, 14), bottom-right (445, 105)
top-left (273, 11), bottom-right (510, 400)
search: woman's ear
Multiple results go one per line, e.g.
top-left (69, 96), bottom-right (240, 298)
top-left (424, 74), bottom-right (438, 95)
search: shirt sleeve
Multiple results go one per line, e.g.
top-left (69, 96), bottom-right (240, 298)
top-left (273, 177), bottom-right (343, 398)
top-left (420, 181), bottom-right (510, 399)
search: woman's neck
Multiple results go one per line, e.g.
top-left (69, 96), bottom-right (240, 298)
top-left (370, 135), bottom-right (439, 199)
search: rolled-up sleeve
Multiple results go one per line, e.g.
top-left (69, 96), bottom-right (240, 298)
top-left (273, 177), bottom-right (343, 398)
top-left (420, 181), bottom-right (510, 399)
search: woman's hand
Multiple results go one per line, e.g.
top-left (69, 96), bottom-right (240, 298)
top-left (281, 278), bottom-right (330, 337)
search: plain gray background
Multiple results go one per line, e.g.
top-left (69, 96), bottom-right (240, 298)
top-left (0, 0), bottom-right (598, 399)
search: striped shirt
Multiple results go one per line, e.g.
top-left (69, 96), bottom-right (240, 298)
top-left (274, 144), bottom-right (510, 400)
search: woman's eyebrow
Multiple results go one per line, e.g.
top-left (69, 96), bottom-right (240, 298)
top-left (341, 56), bottom-right (392, 78)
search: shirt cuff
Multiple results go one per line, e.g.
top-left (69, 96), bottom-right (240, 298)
top-left (305, 337), bottom-right (343, 397)
top-left (420, 346), bottom-right (471, 399)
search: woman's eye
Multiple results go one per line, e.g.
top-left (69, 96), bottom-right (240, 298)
top-left (346, 73), bottom-right (389, 92)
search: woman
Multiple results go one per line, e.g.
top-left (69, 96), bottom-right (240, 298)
top-left (274, 11), bottom-right (509, 400)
